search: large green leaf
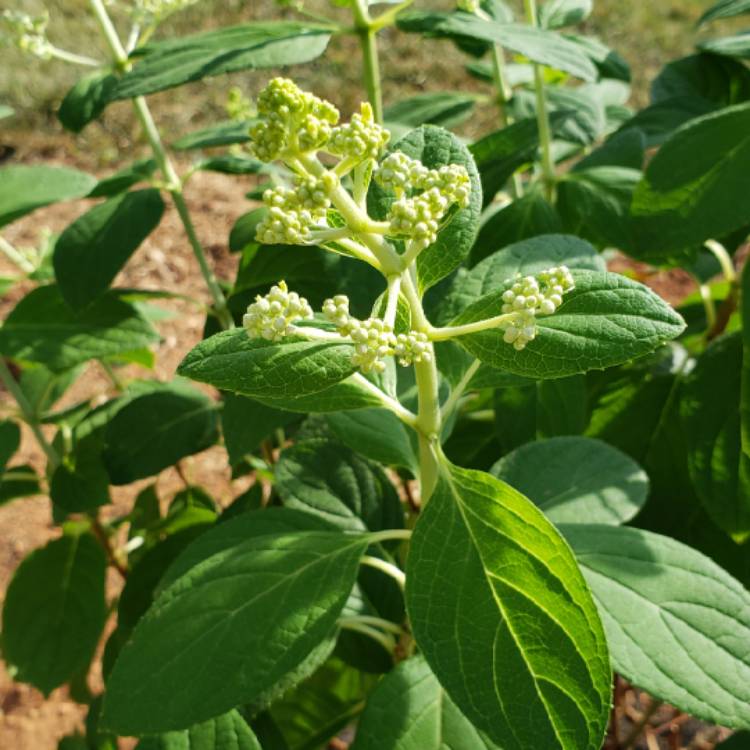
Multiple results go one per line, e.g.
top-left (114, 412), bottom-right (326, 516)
top-left (368, 125), bottom-right (482, 292)
top-left (438, 234), bottom-right (604, 325)
top-left (351, 655), bottom-right (500, 749)
top-left (563, 524), bottom-right (750, 728)
top-left (451, 271), bottom-right (685, 379)
top-left (326, 409), bottom-right (418, 473)
top-left (699, 0), bottom-right (750, 23)
top-left (112, 23), bottom-right (331, 100)
top-left (539, 0), bottom-right (592, 28)
top-left (700, 32), bottom-right (750, 59)
top-left (102, 511), bottom-right (370, 733)
top-left (88, 159), bottom-right (158, 199)
top-left (136, 710), bottom-right (261, 750)
top-left (178, 329), bottom-right (357, 401)
top-left (397, 12), bottom-right (597, 81)
top-left (1, 532), bottom-right (107, 694)
top-left (54, 189), bottom-right (165, 310)
top-left (680, 333), bottom-right (750, 540)
top-left (384, 92), bottom-right (477, 131)
top-left (0, 465), bottom-right (40, 506)
top-left (557, 166), bottom-right (641, 250)
top-left (58, 71), bottom-right (118, 133)
top-left (255, 374), bottom-right (385, 413)
top-left (491, 436), bottom-right (649, 525)
top-left (0, 166), bottom-right (96, 228)
top-left (0, 419), bottom-right (20, 469)
top-left (102, 382), bottom-right (219, 485)
top-left (630, 102), bottom-right (750, 261)
top-left (221, 393), bottom-right (298, 466)
top-left (0, 285), bottom-right (159, 373)
top-left (172, 121), bottom-right (253, 151)
top-left (717, 732), bottom-right (750, 749)
top-left (275, 438), bottom-right (404, 533)
top-left (406, 461), bottom-right (611, 749)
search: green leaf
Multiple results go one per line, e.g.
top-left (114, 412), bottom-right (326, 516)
top-left (439, 234), bottom-right (604, 325)
top-left (54, 189), bottom-right (165, 310)
top-left (270, 657), bottom-right (375, 750)
top-left (563, 523), bottom-right (750, 728)
top-left (136, 710), bottom-right (261, 750)
top-left (0, 285), bottom-right (158, 373)
top-left (384, 92), bottom-right (477, 130)
top-left (470, 191), bottom-right (562, 264)
top-left (470, 115), bottom-right (569, 204)
top-left (1, 532), bottom-right (107, 694)
top-left (0, 166), bottom-right (96, 228)
top-left (491, 436), bottom-right (648, 525)
top-left (680, 333), bottom-right (750, 540)
top-left (0, 465), bottom-right (40, 506)
top-left (102, 382), bottom-right (219, 485)
top-left (222, 393), bottom-right (298, 466)
top-left (172, 120), bottom-right (253, 151)
top-left (229, 208), bottom-right (265, 253)
top-left (406, 462), bottom-right (611, 749)
top-left (102, 511), bottom-right (370, 734)
top-left (351, 655), bottom-right (500, 750)
top-left (178, 329), bottom-right (357, 401)
top-left (326, 409), bottom-right (418, 473)
top-left (254, 374), bottom-right (386, 413)
top-left (58, 71), bottom-right (117, 133)
top-left (717, 732), bottom-right (750, 749)
top-left (88, 159), bottom-right (158, 199)
top-left (196, 155), bottom-right (269, 176)
top-left (275, 438), bottom-right (404, 533)
top-left (112, 23), bottom-right (331, 100)
top-left (700, 32), bottom-right (750, 59)
top-left (369, 125), bottom-right (482, 292)
top-left (700, 0), bottom-right (750, 23)
top-left (557, 166), bottom-right (641, 250)
top-left (630, 102), bottom-right (750, 261)
top-left (396, 12), bottom-right (597, 81)
top-left (50, 440), bottom-right (110, 513)
top-left (0, 419), bottom-right (21, 469)
top-left (452, 271), bottom-right (686, 379)
top-left (539, 0), bottom-right (592, 28)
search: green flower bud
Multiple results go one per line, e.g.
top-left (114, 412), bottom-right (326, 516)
top-left (457, 0), bottom-right (480, 12)
top-left (387, 188), bottom-right (449, 251)
top-left (499, 266), bottom-right (575, 350)
top-left (328, 102), bottom-right (390, 163)
top-left (243, 281), bottom-right (314, 341)
top-left (1, 10), bottom-right (52, 59)
top-left (394, 331), bottom-right (432, 366)
top-left (374, 152), bottom-right (429, 197)
top-left (250, 78), bottom-right (339, 161)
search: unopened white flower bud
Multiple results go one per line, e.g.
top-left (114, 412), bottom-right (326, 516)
top-left (243, 281), bottom-right (313, 341)
top-left (2, 10), bottom-right (52, 59)
top-left (393, 331), bottom-right (431, 366)
top-left (327, 102), bottom-right (390, 162)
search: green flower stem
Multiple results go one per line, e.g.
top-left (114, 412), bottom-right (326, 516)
top-left (384, 274), bottom-right (402, 327)
top-left (699, 283), bottom-right (717, 331)
top-left (0, 359), bottom-right (60, 472)
top-left (440, 358), bottom-right (481, 421)
top-left (350, 374), bottom-right (418, 428)
top-left (705, 239), bottom-right (737, 283)
top-left (360, 554), bottom-right (407, 589)
top-left (401, 272), bottom-right (441, 502)
top-left (339, 619), bottom-right (396, 652)
top-left (0, 236), bottom-right (35, 274)
top-left (523, 0), bottom-right (556, 202)
top-left (88, 0), bottom-right (234, 330)
top-left (366, 528), bottom-right (412, 544)
top-left (339, 614), bottom-right (403, 635)
top-left (352, 0), bottom-right (383, 124)
top-left (429, 312), bottom-right (514, 341)
top-left (49, 45), bottom-right (101, 66)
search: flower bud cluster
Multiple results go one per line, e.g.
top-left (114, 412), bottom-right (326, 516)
top-left (457, 0), bottom-right (480, 12)
top-left (1, 10), bottom-right (52, 59)
top-left (256, 173), bottom-right (337, 245)
top-left (394, 332), bottom-right (432, 366)
top-left (243, 281), bottom-right (313, 341)
top-left (327, 103), bottom-right (390, 162)
top-left (250, 78), bottom-right (340, 161)
top-left (130, 0), bottom-right (200, 24)
top-left (323, 296), bottom-right (396, 373)
top-left (374, 152), bottom-right (471, 251)
top-left (499, 266), bottom-right (575, 350)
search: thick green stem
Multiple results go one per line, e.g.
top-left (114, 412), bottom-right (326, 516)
top-left (0, 359), bottom-right (60, 471)
top-left (88, 0), bottom-right (233, 330)
top-left (352, 0), bottom-right (383, 124)
top-left (523, 0), bottom-right (556, 202)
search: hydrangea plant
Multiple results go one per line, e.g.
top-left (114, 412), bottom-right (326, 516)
top-left (1, 0), bottom-right (750, 749)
